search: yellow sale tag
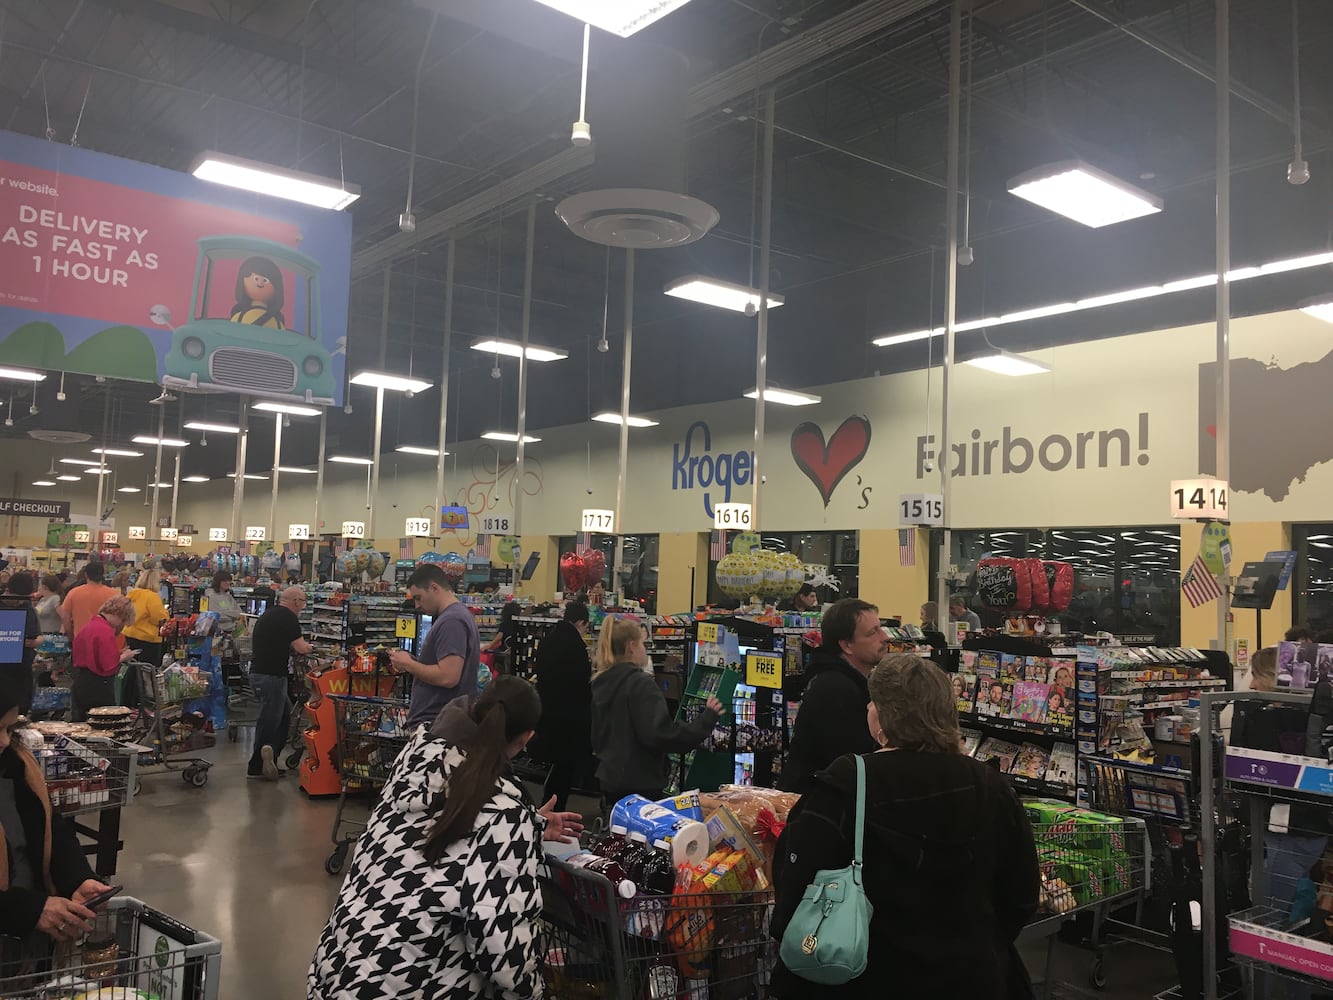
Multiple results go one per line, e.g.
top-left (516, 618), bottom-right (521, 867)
top-left (746, 651), bottom-right (783, 689)
top-left (697, 621), bottom-right (720, 644)
top-left (395, 616), bottom-right (417, 639)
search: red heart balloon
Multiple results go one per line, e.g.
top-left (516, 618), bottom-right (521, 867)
top-left (580, 548), bottom-right (606, 586)
top-left (560, 552), bottom-right (586, 592)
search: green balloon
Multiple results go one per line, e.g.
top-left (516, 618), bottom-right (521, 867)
top-left (731, 531), bottom-right (761, 555)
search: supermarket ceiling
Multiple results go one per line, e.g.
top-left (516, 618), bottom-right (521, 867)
top-left (0, 0), bottom-right (1331, 476)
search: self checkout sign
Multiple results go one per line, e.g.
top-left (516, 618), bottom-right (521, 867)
top-left (581, 509), bottom-right (615, 533)
top-left (1170, 478), bottom-right (1229, 520)
top-left (745, 650), bottom-right (783, 689)
top-left (898, 493), bottom-right (944, 526)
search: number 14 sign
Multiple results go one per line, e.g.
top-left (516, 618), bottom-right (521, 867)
top-left (1170, 478), bottom-right (1229, 520)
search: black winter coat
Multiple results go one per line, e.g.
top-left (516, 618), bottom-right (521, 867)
top-left (529, 620), bottom-right (593, 764)
top-left (780, 649), bottom-right (877, 794)
top-left (770, 751), bottom-right (1040, 999)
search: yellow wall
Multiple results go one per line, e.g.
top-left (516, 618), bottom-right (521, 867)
top-left (1179, 521), bottom-right (1292, 660)
top-left (658, 532), bottom-right (709, 612)
top-left (857, 528), bottom-right (931, 624)
top-left (516, 535), bottom-right (558, 601)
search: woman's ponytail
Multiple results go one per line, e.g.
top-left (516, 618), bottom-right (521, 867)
top-left (593, 614), bottom-right (642, 675)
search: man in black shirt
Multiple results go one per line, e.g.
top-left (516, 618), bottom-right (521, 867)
top-left (246, 586), bottom-right (312, 780)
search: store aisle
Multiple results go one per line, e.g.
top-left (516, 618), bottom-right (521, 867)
top-left (113, 738), bottom-right (1180, 1000)
top-left (115, 737), bottom-right (367, 1000)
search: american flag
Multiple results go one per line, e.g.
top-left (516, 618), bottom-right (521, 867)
top-left (898, 529), bottom-right (916, 567)
top-left (399, 537), bottom-right (412, 560)
top-left (576, 532), bottom-right (590, 550)
top-left (1181, 553), bottom-right (1224, 608)
top-left (474, 534), bottom-right (490, 559)
top-left (710, 530), bottom-right (727, 561)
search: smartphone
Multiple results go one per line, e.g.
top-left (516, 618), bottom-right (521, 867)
top-left (83, 885), bottom-right (124, 910)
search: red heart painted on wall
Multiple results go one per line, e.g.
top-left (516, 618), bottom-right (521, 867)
top-left (790, 416), bottom-right (872, 508)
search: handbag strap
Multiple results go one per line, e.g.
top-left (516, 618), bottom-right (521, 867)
top-left (852, 753), bottom-right (867, 869)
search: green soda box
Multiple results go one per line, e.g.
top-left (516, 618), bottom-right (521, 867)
top-left (1068, 809), bottom-right (1126, 858)
top-left (1024, 798), bottom-right (1078, 828)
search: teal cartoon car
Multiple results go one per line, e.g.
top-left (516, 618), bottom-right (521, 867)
top-left (160, 236), bottom-right (334, 404)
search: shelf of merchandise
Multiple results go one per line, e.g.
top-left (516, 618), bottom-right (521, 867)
top-left (1198, 689), bottom-right (1333, 1000)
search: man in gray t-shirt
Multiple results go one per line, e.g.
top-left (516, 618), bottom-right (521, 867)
top-left (390, 563), bottom-right (481, 729)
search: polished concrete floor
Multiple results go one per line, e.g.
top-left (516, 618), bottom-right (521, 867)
top-left (110, 735), bottom-right (1184, 999)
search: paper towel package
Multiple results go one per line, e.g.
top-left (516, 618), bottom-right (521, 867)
top-left (611, 794), bottom-right (711, 869)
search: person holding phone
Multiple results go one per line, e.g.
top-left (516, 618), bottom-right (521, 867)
top-left (0, 690), bottom-right (115, 971)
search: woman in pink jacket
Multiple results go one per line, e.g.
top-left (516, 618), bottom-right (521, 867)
top-left (70, 596), bottom-right (136, 721)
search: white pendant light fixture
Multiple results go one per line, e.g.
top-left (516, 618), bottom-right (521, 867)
top-left (117, 486), bottom-right (141, 494)
top-left (132, 435), bottom-right (188, 447)
top-left (276, 466), bottom-right (318, 474)
top-left (529, 0), bottom-right (696, 37)
top-left (192, 151), bottom-right (360, 211)
top-left (182, 475), bottom-right (210, 483)
top-left (328, 455), bottom-right (374, 465)
top-left (743, 386), bottom-right (822, 406)
top-left (226, 472), bottom-right (270, 480)
top-left (591, 412), bottom-right (659, 428)
top-left (56, 474), bottom-right (82, 482)
top-left (396, 445), bottom-right (449, 456)
top-left (31, 479), bottom-right (56, 487)
top-left (963, 350), bottom-right (1052, 377)
top-left (91, 447), bottom-right (145, 457)
top-left (252, 401), bottom-right (322, 416)
top-left (348, 371), bottom-right (433, 394)
top-left (83, 467), bottom-right (113, 476)
top-left (469, 339), bottom-right (569, 363)
top-left (184, 421), bottom-right (241, 434)
top-left (1300, 296), bottom-right (1333, 324)
top-left (1007, 160), bottom-right (1162, 228)
top-left (0, 366), bottom-right (45, 382)
top-left (664, 275), bottom-right (785, 315)
top-left (60, 458), bottom-right (101, 467)
top-left (482, 431), bottom-right (542, 444)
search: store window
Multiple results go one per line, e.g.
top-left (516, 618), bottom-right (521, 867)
top-left (1293, 525), bottom-right (1333, 632)
top-left (557, 534), bottom-right (659, 613)
top-left (705, 531), bottom-right (859, 607)
top-left (928, 526), bottom-right (1181, 644)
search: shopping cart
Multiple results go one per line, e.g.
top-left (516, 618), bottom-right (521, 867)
top-left (322, 694), bottom-right (412, 875)
top-left (538, 855), bottom-right (776, 999)
top-left (0, 895), bottom-right (221, 999)
top-left (133, 660), bottom-right (215, 788)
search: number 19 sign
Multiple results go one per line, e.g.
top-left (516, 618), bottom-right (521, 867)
top-left (1170, 478), bottom-right (1229, 520)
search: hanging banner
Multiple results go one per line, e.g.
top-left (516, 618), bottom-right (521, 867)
top-left (0, 129), bottom-right (351, 405)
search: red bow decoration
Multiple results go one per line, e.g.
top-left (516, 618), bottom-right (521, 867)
top-left (801, 630), bottom-right (822, 649)
top-left (755, 806), bottom-right (785, 844)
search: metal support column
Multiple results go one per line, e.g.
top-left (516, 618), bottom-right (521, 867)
top-left (230, 399), bottom-right (249, 545)
top-left (513, 197), bottom-right (537, 541)
top-left (268, 415), bottom-right (283, 544)
top-left (369, 386), bottom-right (385, 540)
top-left (311, 409), bottom-right (327, 584)
top-left (148, 405), bottom-right (164, 542)
top-left (433, 239), bottom-right (456, 529)
top-left (1214, 0), bottom-right (1232, 653)
top-left (614, 249), bottom-right (635, 593)
top-left (751, 88), bottom-right (776, 526)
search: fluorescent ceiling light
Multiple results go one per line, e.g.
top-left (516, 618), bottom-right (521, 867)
top-left (349, 371), bottom-right (433, 393)
top-left (277, 466), bottom-right (317, 474)
top-left (664, 275), bottom-right (784, 314)
top-left (529, 0), bottom-right (695, 37)
top-left (117, 486), bottom-right (141, 493)
top-left (395, 445), bottom-right (448, 456)
top-left (0, 366), bottom-right (45, 382)
top-left (31, 480), bottom-right (56, 487)
top-left (873, 249), bottom-right (1333, 348)
top-left (184, 421), bottom-right (240, 434)
top-left (226, 472), bottom-right (270, 480)
top-left (1007, 160), bottom-right (1162, 228)
top-left (964, 351), bottom-right (1052, 377)
top-left (482, 432), bottom-right (542, 444)
top-left (91, 447), bottom-right (144, 457)
top-left (150, 482), bottom-right (173, 488)
top-left (83, 467), bottom-right (112, 476)
top-left (1300, 297), bottom-right (1333, 324)
top-left (182, 476), bottom-right (210, 483)
top-left (592, 412), bottom-right (660, 428)
top-left (191, 150), bottom-right (359, 211)
top-left (743, 387), bottom-right (822, 406)
top-left (132, 435), bottom-right (188, 447)
top-left (329, 456), bottom-right (374, 465)
top-left (470, 339), bottom-right (569, 363)
top-left (60, 458), bottom-right (101, 467)
top-left (252, 401), bottom-right (322, 416)
top-left (56, 474), bottom-right (82, 482)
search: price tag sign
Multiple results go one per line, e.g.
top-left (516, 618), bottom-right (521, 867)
top-left (245, 526), bottom-right (267, 542)
top-left (898, 493), bottom-right (944, 526)
top-left (745, 651), bottom-right (783, 689)
top-left (581, 509), bottom-right (615, 533)
top-left (481, 515), bottom-right (512, 534)
top-left (73, 530), bottom-right (91, 544)
top-left (405, 517), bottom-right (432, 537)
top-left (289, 524), bottom-right (311, 541)
top-left (177, 535), bottom-right (194, 548)
top-left (127, 526), bottom-right (147, 540)
top-left (209, 528), bottom-right (229, 542)
top-left (1170, 478), bottom-right (1229, 520)
top-left (396, 615), bottom-right (418, 639)
top-left (341, 521), bottom-right (366, 539)
top-left (697, 621), bottom-right (720, 644)
top-left (159, 527), bottom-right (178, 542)
top-left (713, 503), bottom-right (752, 530)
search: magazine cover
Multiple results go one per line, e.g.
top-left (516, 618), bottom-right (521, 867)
top-left (1046, 743), bottom-right (1077, 789)
top-left (999, 675), bottom-right (1018, 718)
top-left (1012, 682), bottom-right (1050, 724)
top-left (1024, 656), bottom-right (1050, 682)
top-left (959, 649), bottom-right (978, 671)
top-left (999, 653), bottom-right (1023, 681)
top-left (1011, 743), bottom-right (1050, 779)
top-left (1276, 640), bottom-right (1297, 685)
top-left (953, 672), bottom-right (979, 714)
top-left (977, 651), bottom-right (1001, 681)
top-left (1047, 661), bottom-right (1076, 691)
top-left (975, 737), bottom-right (1021, 773)
top-left (961, 727), bottom-right (983, 757)
top-left (1316, 643), bottom-right (1333, 688)
top-left (977, 677), bottom-right (1009, 717)
top-left (1046, 686), bottom-right (1074, 729)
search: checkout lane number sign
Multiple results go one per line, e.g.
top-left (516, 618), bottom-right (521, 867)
top-left (745, 651), bottom-right (782, 689)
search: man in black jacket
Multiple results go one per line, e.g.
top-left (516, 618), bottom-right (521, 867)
top-left (529, 601), bottom-right (595, 809)
top-left (781, 598), bottom-right (887, 794)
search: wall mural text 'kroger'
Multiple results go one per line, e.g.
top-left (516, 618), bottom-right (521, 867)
top-left (670, 421), bottom-right (754, 519)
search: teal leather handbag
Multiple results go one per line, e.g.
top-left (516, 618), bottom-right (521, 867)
top-left (778, 754), bottom-right (874, 984)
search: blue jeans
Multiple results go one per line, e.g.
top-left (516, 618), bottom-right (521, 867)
top-left (247, 672), bottom-right (291, 775)
top-left (1263, 831), bottom-right (1328, 1000)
